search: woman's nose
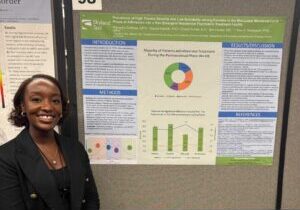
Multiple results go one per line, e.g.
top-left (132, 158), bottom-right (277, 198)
top-left (41, 99), bottom-right (52, 110)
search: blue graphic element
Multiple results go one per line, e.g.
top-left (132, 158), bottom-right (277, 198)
top-left (222, 42), bottom-right (282, 48)
top-left (82, 89), bottom-right (137, 96)
top-left (81, 39), bottom-right (137, 46)
top-left (218, 112), bottom-right (277, 118)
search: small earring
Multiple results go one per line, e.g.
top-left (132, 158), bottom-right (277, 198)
top-left (21, 111), bottom-right (26, 116)
top-left (60, 114), bottom-right (63, 118)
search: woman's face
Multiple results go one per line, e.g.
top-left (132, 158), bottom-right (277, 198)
top-left (22, 78), bottom-right (62, 133)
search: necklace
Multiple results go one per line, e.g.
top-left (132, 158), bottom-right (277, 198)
top-left (37, 144), bottom-right (61, 169)
top-left (37, 144), bottom-right (59, 165)
top-left (32, 136), bottom-right (60, 166)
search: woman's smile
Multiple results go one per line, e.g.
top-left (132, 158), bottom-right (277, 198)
top-left (37, 113), bottom-right (56, 122)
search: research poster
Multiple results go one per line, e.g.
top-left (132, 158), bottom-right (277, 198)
top-left (0, 0), bottom-right (55, 144)
top-left (80, 13), bottom-right (285, 165)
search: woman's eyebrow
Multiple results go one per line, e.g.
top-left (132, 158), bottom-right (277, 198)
top-left (28, 91), bottom-right (61, 96)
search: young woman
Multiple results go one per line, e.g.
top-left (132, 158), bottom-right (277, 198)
top-left (0, 74), bottom-right (100, 210)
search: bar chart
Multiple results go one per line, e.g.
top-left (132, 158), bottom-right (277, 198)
top-left (139, 121), bottom-right (216, 164)
top-left (152, 124), bottom-right (204, 152)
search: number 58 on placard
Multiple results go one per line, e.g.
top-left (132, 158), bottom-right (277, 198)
top-left (78, 0), bottom-right (96, 4)
top-left (72, 0), bottom-right (102, 10)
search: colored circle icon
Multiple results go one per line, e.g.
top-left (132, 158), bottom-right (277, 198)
top-left (164, 62), bottom-right (193, 91)
top-left (127, 145), bottom-right (133, 151)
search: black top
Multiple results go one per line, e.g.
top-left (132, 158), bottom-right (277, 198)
top-left (51, 167), bottom-right (71, 210)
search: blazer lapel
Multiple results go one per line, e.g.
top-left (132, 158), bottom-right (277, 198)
top-left (15, 129), bottom-right (64, 210)
top-left (57, 134), bottom-right (85, 210)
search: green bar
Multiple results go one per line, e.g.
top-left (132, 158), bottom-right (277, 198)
top-left (216, 157), bottom-right (273, 165)
top-left (183, 134), bottom-right (188, 151)
top-left (153, 126), bottom-right (158, 151)
top-left (168, 124), bottom-right (173, 151)
top-left (81, 13), bottom-right (285, 42)
top-left (198, 128), bottom-right (203, 152)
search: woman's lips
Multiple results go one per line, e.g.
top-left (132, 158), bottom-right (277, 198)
top-left (37, 115), bottom-right (55, 123)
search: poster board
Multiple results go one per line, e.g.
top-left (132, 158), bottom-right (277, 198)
top-left (0, 0), bottom-right (65, 144)
top-left (79, 13), bottom-right (285, 166)
top-left (69, 0), bottom-right (297, 209)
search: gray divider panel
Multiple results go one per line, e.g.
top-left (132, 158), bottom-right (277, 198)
top-left (282, 28), bottom-right (300, 210)
top-left (71, 0), bottom-right (296, 209)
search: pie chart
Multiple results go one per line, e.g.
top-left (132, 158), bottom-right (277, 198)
top-left (164, 62), bottom-right (193, 91)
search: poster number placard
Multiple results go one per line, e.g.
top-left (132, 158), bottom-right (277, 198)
top-left (72, 0), bottom-right (102, 10)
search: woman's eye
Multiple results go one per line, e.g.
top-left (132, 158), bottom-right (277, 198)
top-left (31, 98), bottom-right (42, 103)
top-left (53, 99), bottom-right (61, 104)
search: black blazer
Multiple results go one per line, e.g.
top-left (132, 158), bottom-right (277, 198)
top-left (0, 129), bottom-right (100, 210)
